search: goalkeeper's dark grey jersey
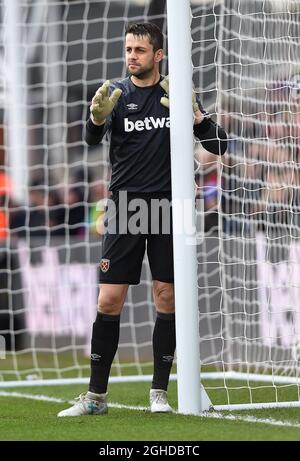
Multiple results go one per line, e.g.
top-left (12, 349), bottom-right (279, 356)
top-left (85, 76), bottom-right (227, 193)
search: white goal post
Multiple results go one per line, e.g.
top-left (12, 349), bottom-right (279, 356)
top-left (0, 0), bottom-right (300, 413)
top-left (167, 0), bottom-right (212, 415)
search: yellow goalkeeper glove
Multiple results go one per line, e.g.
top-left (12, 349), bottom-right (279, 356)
top-left (90, 80), bottom-right (122, 125)
top-left (159, 75), bottom-right (200, 114)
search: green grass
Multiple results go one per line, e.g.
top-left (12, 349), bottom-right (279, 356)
top-left (0, 352), bottom-right (154, 381)
top-left (1, 381), bottom-right (300, 441)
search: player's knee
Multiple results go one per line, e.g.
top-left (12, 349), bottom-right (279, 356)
top-left (154, 285), bottom-right (175, 313)
top-left (97, 292), bottom-right (123, 315)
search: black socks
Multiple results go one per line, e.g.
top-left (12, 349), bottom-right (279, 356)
top-left (89, 310), bottom-right (176, 394)
top-left (151, 312), bottom-right (176, 391)
top-left (89, 312), bottom-right (120, 394)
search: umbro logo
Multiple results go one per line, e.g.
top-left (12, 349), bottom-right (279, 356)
top-left (126, 103), bottom-right (138, 110)
top-left (91, 353), bottom-right (101, 361)
top-left (162, 355), bottom-right (174, 363)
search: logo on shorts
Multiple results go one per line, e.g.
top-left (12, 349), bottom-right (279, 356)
top-left (100, 258), bottom-right (110, 273)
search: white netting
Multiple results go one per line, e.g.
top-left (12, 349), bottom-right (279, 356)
top-left (0, 0), bottom-right (168, 382)
top-left (193, 0), bottom-right (300, 394)
top-left (0, 0), bottom-right (300, 408)
top-left (219, 0), bottom-right (300, 376)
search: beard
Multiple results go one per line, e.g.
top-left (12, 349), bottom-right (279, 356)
top-left (127, 62), bottom-right (155, 80)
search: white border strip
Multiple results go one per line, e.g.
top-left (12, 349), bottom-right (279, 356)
top-left (1, 371), bottom-right (300, 388)
top-left (0, 374), bottom-right (175, 388)
top-left (214, 401), bottom-right (300, 411)
top-left (203, 371), bottom-right (300, 385)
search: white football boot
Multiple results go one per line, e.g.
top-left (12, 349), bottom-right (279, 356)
top-left (149, 389), bottom-right (173, 413)
top-left (57, 391), bottom-right (108, 417)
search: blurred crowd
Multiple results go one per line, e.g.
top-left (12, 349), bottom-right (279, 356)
top-left (0, 166), bottom-right (109, 242)
top-left (220, 81), bottom-right (300, 237)
top-left (1, 79), bottom-right (300, 243)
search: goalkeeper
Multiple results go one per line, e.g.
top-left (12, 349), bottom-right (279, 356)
top-left (58, 22), bottom-right (227, 417)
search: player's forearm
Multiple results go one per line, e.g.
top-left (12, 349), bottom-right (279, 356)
top-left (85, 117), bottom-right (107, 145)
top-left (193, 117), bottom-right (228, 155)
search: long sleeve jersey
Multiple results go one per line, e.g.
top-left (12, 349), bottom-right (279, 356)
top-left (85, 76), bottom-right (227, 193)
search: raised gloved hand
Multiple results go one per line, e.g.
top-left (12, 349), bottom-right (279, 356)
top-left (90, 80), bottom-right (122, 125)
top-left (159, 75), bottom-right (200, 115)
top-left (159, 76), bottom-right (170, 109)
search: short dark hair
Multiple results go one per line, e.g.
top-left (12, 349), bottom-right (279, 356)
top-left (125, 22), bottom-right (164, 52)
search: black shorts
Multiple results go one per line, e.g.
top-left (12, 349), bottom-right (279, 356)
top-left (99, 191), bottom-right (174, 285)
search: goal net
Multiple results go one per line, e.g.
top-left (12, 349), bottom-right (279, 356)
top-left (194, 0), bottom-right (300, 408)
top-left (1, 0), bottom-right (300, 410)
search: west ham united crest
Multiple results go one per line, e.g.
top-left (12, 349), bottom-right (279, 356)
top-left (100, 258), bottom-right (110, 273)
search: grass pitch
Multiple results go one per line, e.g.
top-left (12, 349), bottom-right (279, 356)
top-left (1, 380), bottom-right (300, 441)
